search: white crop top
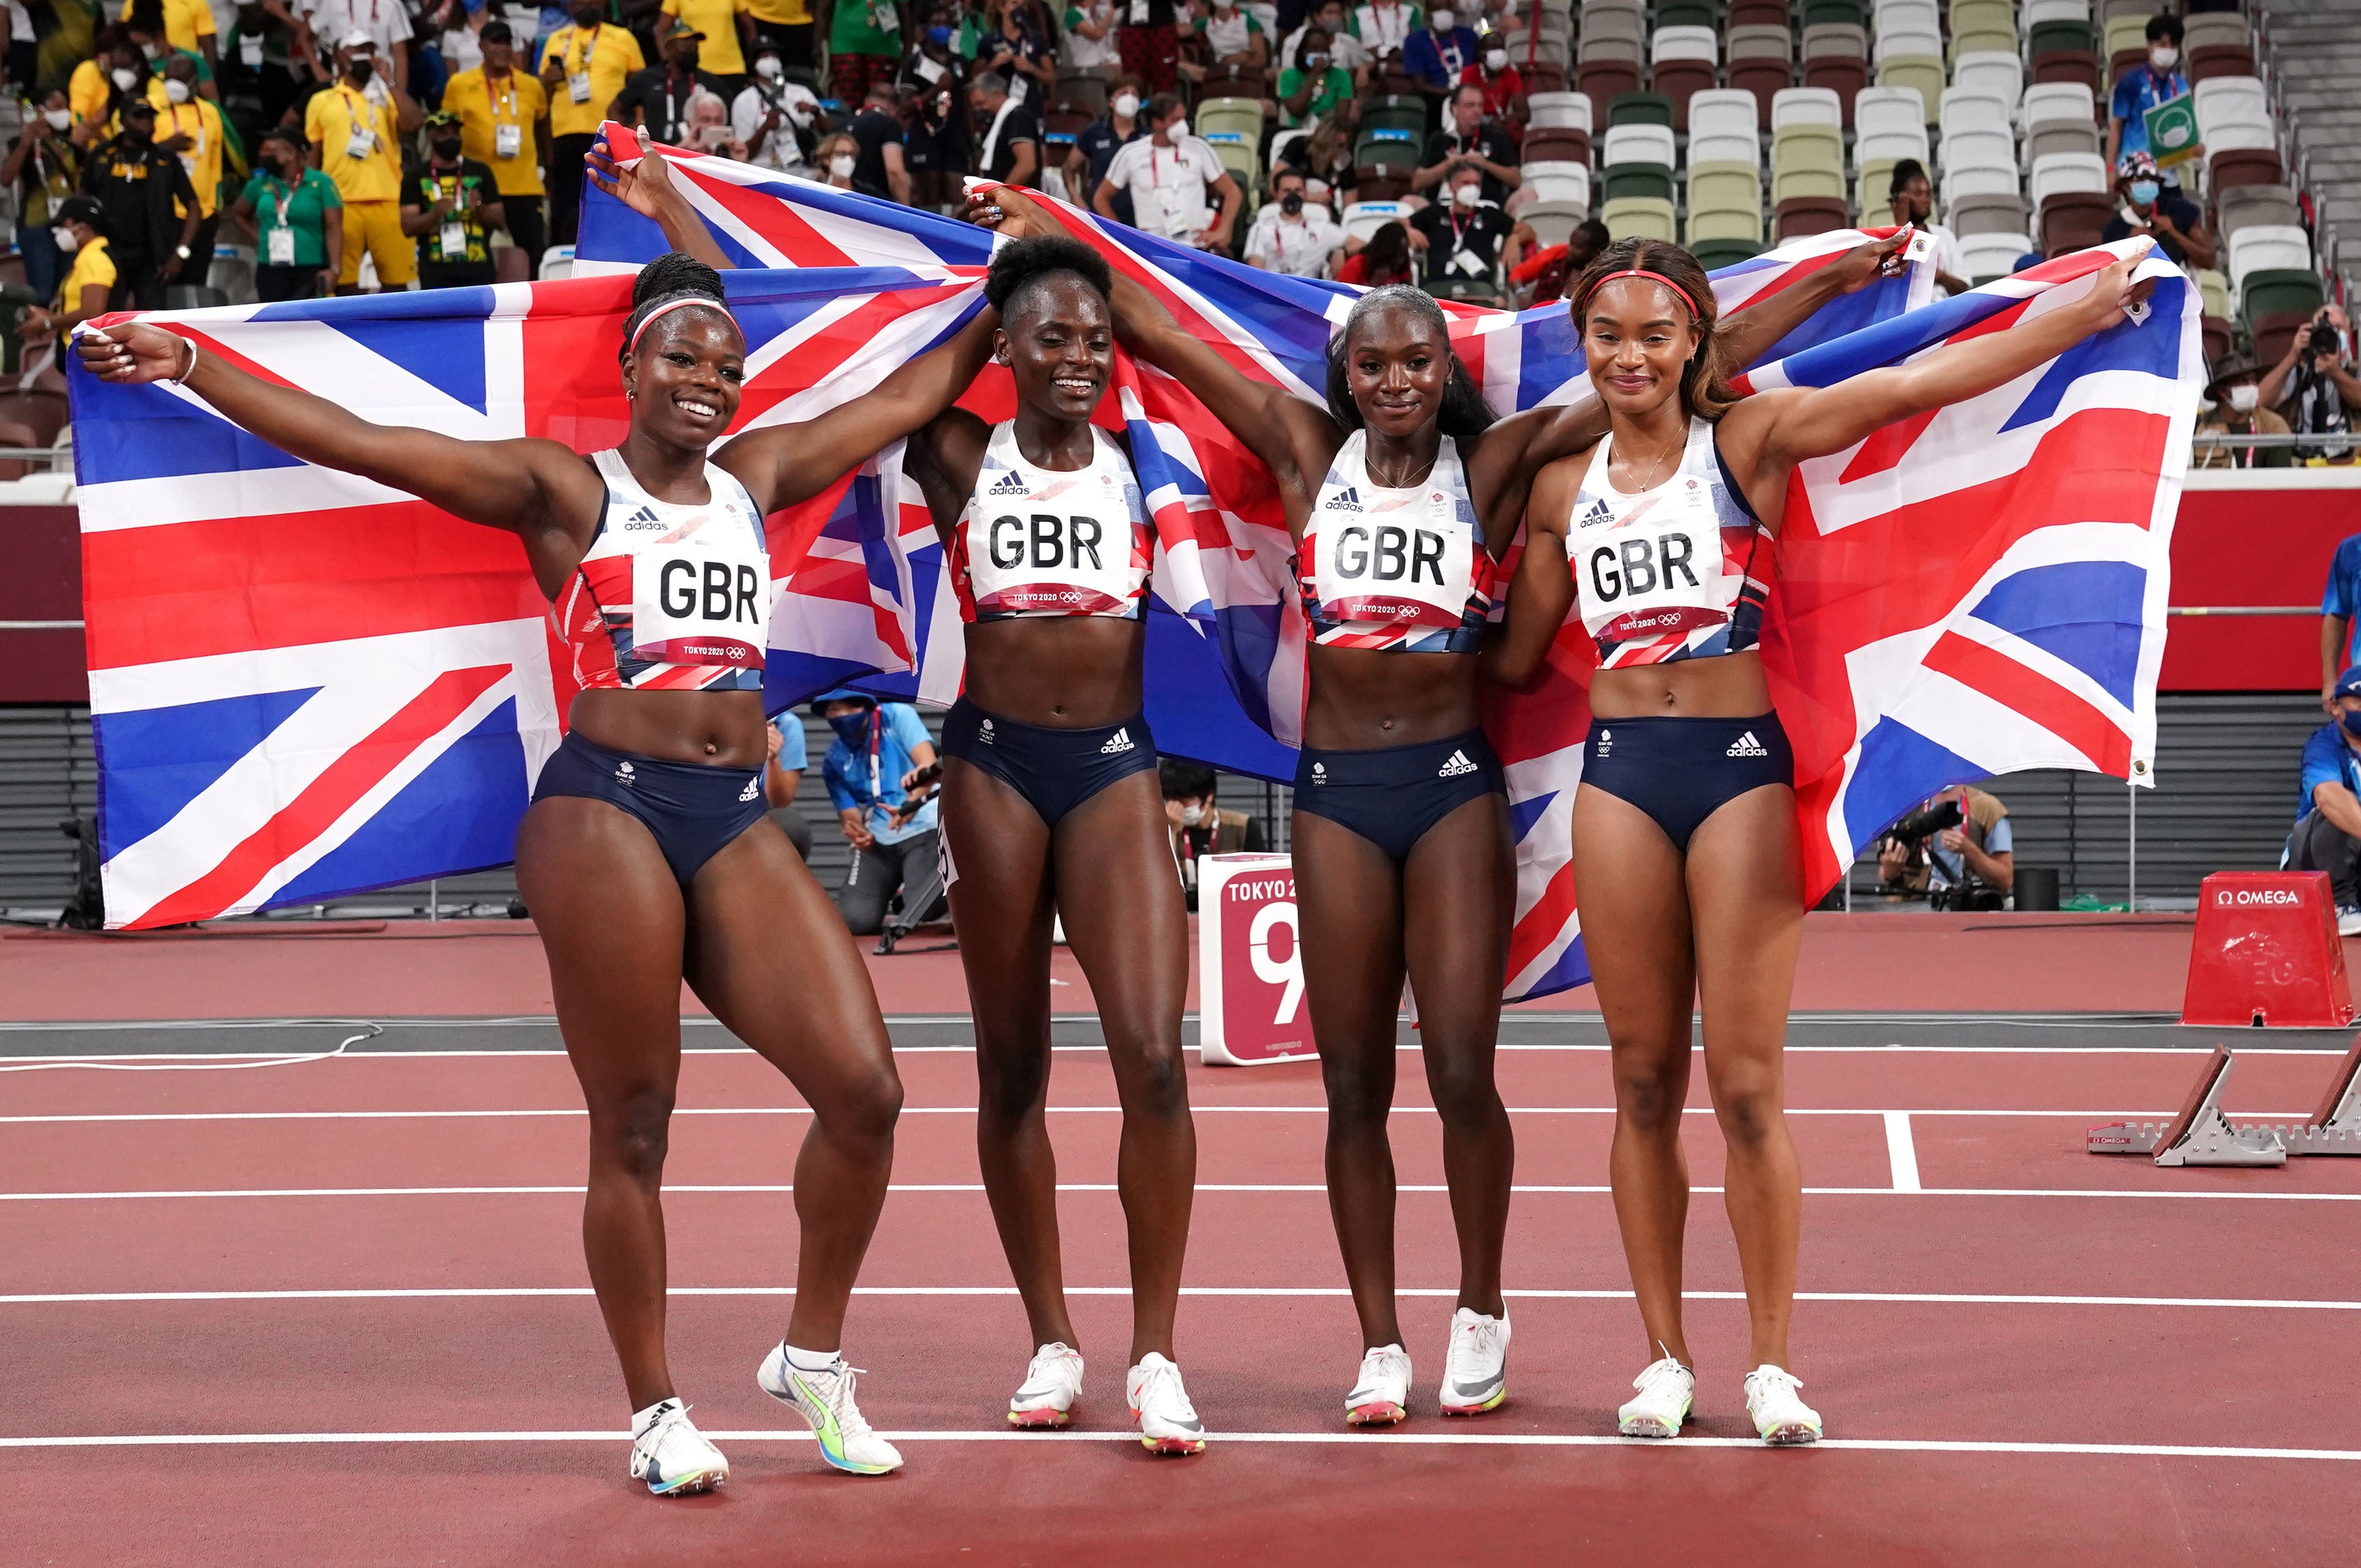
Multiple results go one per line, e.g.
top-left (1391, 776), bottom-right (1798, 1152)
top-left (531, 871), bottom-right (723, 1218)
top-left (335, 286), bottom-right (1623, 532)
top-left (1567, 416), bottom-right (1770, 669)
top-left (1295, 430), bottom-right (1494, 654)
top-left (950, 422), bottom-right (1153, 622)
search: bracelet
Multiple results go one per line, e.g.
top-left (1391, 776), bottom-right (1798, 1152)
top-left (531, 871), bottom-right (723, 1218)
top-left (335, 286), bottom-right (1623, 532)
top-left (169, 335), bottom-right (198, 384)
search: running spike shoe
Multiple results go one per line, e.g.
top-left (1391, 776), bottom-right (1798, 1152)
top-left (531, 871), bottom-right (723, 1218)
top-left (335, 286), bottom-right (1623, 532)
top-left (1125, 1353), bottom-right (1208, 1454)
top-left (629, 1399), bottom-right (729, 1496)
top-left (1344, 1343), bottom-right (1413, 1426)
top-left (1617, 1356), bottom-right (1696, 1438)
top-left (1008, 1342), bottom-right (1085, 1428)
top-left (756, 1341), bottom-right (906, 1474)
top-left (1743, 1364), bottom-right (1823, 1446)
top-left (1438, 1306), bottom-right (1511, 1416)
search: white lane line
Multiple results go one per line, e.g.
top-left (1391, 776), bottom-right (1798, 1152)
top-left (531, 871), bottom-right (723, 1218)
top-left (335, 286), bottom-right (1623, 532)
top-left (0, 1106), bottom-right (2321, 1126)
top-left (7, 1286), bottom-right (2360, 1310)
top-left (4, 1184), bottom-right (2358, 1202)
top-left (1884, 1112), bottom-right (1923, 1193)
top-left (2, 1043), bottom-right (2348, 1062)
top-left (0, 1429), bottom-right (2353, 1461)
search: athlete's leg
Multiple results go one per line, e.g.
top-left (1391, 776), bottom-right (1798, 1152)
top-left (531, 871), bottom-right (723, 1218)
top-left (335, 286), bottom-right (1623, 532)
top-left (1570, 784), bottom-right (1701, 1366)
top-left (682, 817), bottom-right (904, 1354)
top-left (515, 796), bottom-right (692, 1412)
top-left (1051, 768), bottom-right (1195, 1366)
top-left (1294, 809), bottom-right (1410, 1350)
top-left (939, 756), bottom-right (1075, 1351)
top-left (1400, 794), bottom-right (1515, 1318)
top-left (1684, 786), bottom-right (1807, 1370)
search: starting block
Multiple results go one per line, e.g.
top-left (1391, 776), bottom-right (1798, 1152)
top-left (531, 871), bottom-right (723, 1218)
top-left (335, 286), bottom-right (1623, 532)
top-left (2181, 871), bottom-right (2354, 1028)
top-left (2088, 1040), bottom-right (2361, 1165)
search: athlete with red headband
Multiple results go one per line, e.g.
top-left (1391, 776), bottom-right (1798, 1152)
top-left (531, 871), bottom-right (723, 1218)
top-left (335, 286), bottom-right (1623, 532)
top-left (971, 184), bottom-right (1909, 1428)
top-left (75, 252), bottom-right (1009, 1494)
top-left (1495, 236), bottom-right (2151, 1444)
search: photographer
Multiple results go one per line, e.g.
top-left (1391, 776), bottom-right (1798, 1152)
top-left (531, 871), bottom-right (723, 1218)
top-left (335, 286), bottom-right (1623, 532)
top-left (1877, 786), bottom-right (2014, 906)
top-left (816, 689), bottom-right (946, 937)
top-left (2290, 666), bottom-right (2361, 932)
top-left (2260, 303), bottom-right (2361, 465)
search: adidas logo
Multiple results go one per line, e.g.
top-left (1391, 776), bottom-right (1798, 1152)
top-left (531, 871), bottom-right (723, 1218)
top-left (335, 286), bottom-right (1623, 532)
top-left (623, 504), bottom-right (664, 531)
top-left (1576, 498), bottom-right (1614, 530)
top-left (988, 471), bottom-right (1029, 496)
top-left (1100, 727), bottom-right (1135, 755)
top-left (615, 759), bottom-right (635, 785)
top-left (737, 776), bottom-right (761, 803)
top-left (979, 718), bottom-right (996, 744)
top-left (1438, 749), bottom-right (1478, 778)
top-left (1726, 730), bottom-right (1769, 758)
top-left (1324, 486), bottom-right (1363, 512)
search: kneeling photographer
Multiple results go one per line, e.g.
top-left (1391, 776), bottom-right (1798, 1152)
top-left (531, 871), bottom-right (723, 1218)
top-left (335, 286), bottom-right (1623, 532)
top-left (1877, 786), bottom-right (2014, 909)
top-left (2260, 305), bottom-right (2361, 464)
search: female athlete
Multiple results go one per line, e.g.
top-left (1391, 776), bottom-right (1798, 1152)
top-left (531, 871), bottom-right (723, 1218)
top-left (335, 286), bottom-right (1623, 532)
top-left (974, 184), bottom-right (1906, 1426)
top-left (76, 250), bottom-right (1006, 1494)
top-left (589, 146), bottom-right (1208, 1452)
top-left (1495, 237), bottom-right (2151, 1443)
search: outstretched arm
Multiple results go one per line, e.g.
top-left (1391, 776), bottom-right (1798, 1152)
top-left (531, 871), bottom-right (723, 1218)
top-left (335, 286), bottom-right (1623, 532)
top-left (586, 134), bottom-right (733, 270)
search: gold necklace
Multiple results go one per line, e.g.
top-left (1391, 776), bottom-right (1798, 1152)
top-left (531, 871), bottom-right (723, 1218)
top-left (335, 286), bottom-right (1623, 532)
top-left (1621, 429), bottom-right (1682, 490)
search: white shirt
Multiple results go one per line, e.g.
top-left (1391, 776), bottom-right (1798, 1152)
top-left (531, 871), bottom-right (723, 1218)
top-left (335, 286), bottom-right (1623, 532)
top-left (1103, 134), bottom-right (1226, 243)
top-left (1245, 202), bottom-right (1343, 276)
top-left (302, 0), bottom-right (416, 58)
top-left (1062, 1), bottom-right (1120, 69)
top-left (440, 24), bottom-right (485, 74)
top-left (1925, 221), bottom-right (1966, 297)
top-left (1282, 21), bottom-right (1368, 71)
top-left (734, 80), bottom-right (819, 173)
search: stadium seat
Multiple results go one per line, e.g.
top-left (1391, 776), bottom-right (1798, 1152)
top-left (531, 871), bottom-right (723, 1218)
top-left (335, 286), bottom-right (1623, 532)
top-left (2217, 185), bottom-right (2303, 243)
top-left (1856, 157), bottom-right (1902, 219)
top-left (1873, 0), bottom-right (1939, 33)
top-left (1600, 195), bottom-right (1678, 241)
top-left (1523, 161), bottom-right (1594, 209)
top-left (1775, 194), bottom-right (1852, 238)
top-left (2037, 191), bottom-right (2112, 254)
top-left (1521, 127), bottom-right (1593, 168)
top-left (2020, 81), bottom-right (2097, 134)
top-left (2028, 151), bottom-right (2107, 207)
top-left (1856, 87), bottom-right (1932, 156)
top-left (2240, 268), bottom-right (2327, 328)
top-left (1801, 0), bottom-right (1868, 25)
top-left (1362, 96), bottom-right (1429, 138)
top-left (1525, 91), bottom-right (1593, 132)
top-left (1939, 129), bottom-right (2018, 183)
top-left (1802, 59), bottom-right (1869, 126)
top-left (2099, 0), bottom-right (2154, 18)
top-left (2101, 14), bottom-right (2147, 59)
top-left (2200, 313), bottom-right (2232, 367)
top-left (1690, 88), bottom-right (1764, 142)
top-left (2208, 148), bottom-right (2286, 196)
top-left (1950, 51), bottom-right (2023, 116)
top-left (1946, 192), bottom-right (2030, 237)
top-left (1729, 0), bottom-right (1794, 26)
top-left (1690, 237), bottom-right (1768, 270)
top-left (1771, 124), bottom-right (1847, 204)
top-left (1355, 127), bottom-right (1422, 172)
top-left (2021, 0), bottom-right (2090, 26)
top-left (1197, 97), bottom-right (1264, 145)
top-left (2028, 20), bottom-right (2098, 59)
top-left (1729, 57), bottom-right (1796, 122)
top-left (1520, 198), bottom-right (1591, 248)
top-left (1202, 131), bottom-right (1261, 200)
top-left (2024, 120), bottom-right (2102, 169)
top-left (2194, 76), bottom-right (2269, 143)
top-left (2030, 51), bottom-right (2102, 94)
top-left (2227, 225), bottom-right (2313, 293)
top-left (1608, 92), bottom-right (1674, 128)
top-left (1354, 167), bottom-right (1413, 201)
top-left (1877, 57), bottom-right (1945, 122)
top-left (1649, 26), bottom-right (1718, 127)
top-left (1340, 200), bottom-right (1410, 243)
top-left (1939, 88), bottom-right (2012, 142)
top-left (1057, 74), bottom-right (1109, 115)
top-left (1602, 121), bottom-right (1676, 169)
top-left (2187, 45), bottom-right (2255, 86)
top-left (1958, 231), bottom-right (2032, 282)
top-left (1654, 0), bottom-right (1717, 26)
top-left (1691, 130), bottom-right (1762, 171)
top-left (1576, 59), bottom-right (1644, 105)
top-left (1772, 86), bottom-right (1844, 129)
top-left (1728, 24), bottom-right (1793, 63)
top-left (1602, 163), bottom-right (1676, 203)
top-left (1800, 22), bottom-right (1868, 63)
top-left (2193, 267), bottom-right (2230, 322)
top-left (1686, 162), bottom-right (1766, 243)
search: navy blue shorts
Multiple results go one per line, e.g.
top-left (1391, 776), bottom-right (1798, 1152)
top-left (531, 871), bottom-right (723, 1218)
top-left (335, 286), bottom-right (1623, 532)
top-left (1580, 712), bottom-right (1793, 852)
top-left (530, 730), bottom-right (768, 884)
top-left (1292, 728), bottom-right (1505, 863)
top-left (940, 697), bottom-right (1159, 825)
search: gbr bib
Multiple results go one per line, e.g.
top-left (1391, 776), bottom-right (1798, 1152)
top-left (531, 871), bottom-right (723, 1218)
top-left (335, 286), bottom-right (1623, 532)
top-left (1297, 430), bottom-right (1491, 654)
top-left (1568, 417), bottom-right (1770, 668)
top-left (951, 422), bottom-right (1151, 621)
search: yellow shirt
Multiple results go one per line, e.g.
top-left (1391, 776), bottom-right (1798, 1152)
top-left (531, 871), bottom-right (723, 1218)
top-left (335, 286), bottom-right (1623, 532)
top-left (540, 24), bottom-right (645, 139)
top-left (747, 0), bottom-right (810, 24)
top-left (445, 66), bottom-right (549, 196)
top-left (143, 88), bottom-right (227, 216)
top-left (59, 235), bottom-right (117, 314)
top-left (305, 83), bottom-right (402, 204)
top-left (163, 0), bottom-right (217, 55)
top-left (68, 58), bottom-right (114, 126)
top-left (661, 0), bottom-right (751, 76)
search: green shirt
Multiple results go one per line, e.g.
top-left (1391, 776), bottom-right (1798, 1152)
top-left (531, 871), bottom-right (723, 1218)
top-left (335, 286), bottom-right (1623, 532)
top-left (1276, 64), bottom-right (1350, 127)
top-left (830, 0), bottom-right (903, 59)
top-left (237, 166), bottom-right (341, 268)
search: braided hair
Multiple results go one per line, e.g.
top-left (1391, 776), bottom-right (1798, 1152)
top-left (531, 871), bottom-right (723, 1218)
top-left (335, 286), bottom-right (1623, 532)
top-left (618, 251), bottom-right (739, 364)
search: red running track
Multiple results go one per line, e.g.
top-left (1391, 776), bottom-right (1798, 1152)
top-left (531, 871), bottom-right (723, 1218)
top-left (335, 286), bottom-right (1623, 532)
top-left (5, 1039), bottom-right (2360, 1565)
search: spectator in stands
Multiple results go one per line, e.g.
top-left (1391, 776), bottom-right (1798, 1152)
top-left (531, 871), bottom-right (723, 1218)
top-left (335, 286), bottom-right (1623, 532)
top-left (1118, 0), bottom-right (1182, 96)
top-left (1345, 0), bottom-right (1415, 67)
top-left (119, 1), bottom-right (208, 102)
top-left (1414, 82), bottom-right (1515, 204)
top-left (15, 193), bottom-right (114, 341)
top-left (847, 80), bottom-right (911, 202)
top-left (1400, 3), bottom-right (1473, 106)
top-left (902, 25), bottom-right (971, 209)
top-left (659, 0), bottom-right (754, 99)
top-left (686, 86), bottom-right (752, 155)
top-left (1279, 107), bottom-right (1357, 204)
top-left (1335, 214), bottom-right (1411, 283)
top-left (2260, 303), bottom-right (2360, 465)
top-left (445, 22), bottom-right (550, 277)
top-left (2101, 150), bottom-right (2214, 272)
top-left (1472, 30), bottom-right (1519, 122)
top-left (145, 53), bottom-right (225, 289)
top-left (766, 715), bottom-right (814, 860)
top-left (816, 690), bottom-right (944, 937)
top-left (1246, 165), bottom-right (1342, 274)
top-left (1183, 0), bottom-right (1266, 92)
top-left (1065, 0), bottom-right (1122, 79)
top-left (615, 26), bottom-right (727, 144)
top-left (749, 0), bottom-right (816, 73)
top-left (1881, 159), bottom-right (1967, 297)
top-left (402, 109), bottom-right (505, 289)
top-left (812, 129), bottom-right (860, 186)
top-left (224, 3), bottom-right (308, 132)
top-left (1877, 786), bottom-right (2014, 900)
top-left (2192, 352), bottom-right (2292, 472)
top-left (541, 0), bottom-right (643, 247)
top-left (1068, 71), bottom-right (1144, 218)
top-left (829, 0), bottom-right (905, 104)
top-left (81, 98), bottom-right (200, 309)
top-left (735, 38), bottom-right (824, 173)
top-left (2288, 666), bottom-right (2361, 930)
top-left (3, 88), bottom-right (89, 309)
top-left (2320, 527), bottom-right (2361, 713)
top-left (1409, 161), bottom-right (1514, 284)
top-left (308, 34), bottom-right (420, 294)
top-left (227, 127), bottom-right (342, 301)
top-left (306, 0), bottom-right (416, 94)
top-left (979, 0), bottom-right (1060, 94)
top-left (69, 30), bottom-right (148, 141)
top-left (2106, 13), bottom-right (2191, 177)
top-left (969, 69), bottom-right (1040, 187)
top-left (1098, 92), bottom-right (1240, 250)
top-left (1506, 212), bottom-right (1606, 307)
top-left (1276, 26), bottom-right (1350, 129)
top-left (1284, 0), bottom-right (1369, 84)
top-left (1161, 758), bottom-right (1267, 908)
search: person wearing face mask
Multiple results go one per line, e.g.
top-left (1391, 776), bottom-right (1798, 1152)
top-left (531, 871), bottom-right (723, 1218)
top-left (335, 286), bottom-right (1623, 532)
top-left (1, 88), bottom-right (88, 306)
top-left (304, 34), bottom-right (422, 293)
top-left (1343, 0), bottom-right (1414, 66)
top-left (1282, 0), bottom-right (1368, 86)
top-left (615, 27), bottom-right (728, 146)
top-left (13, 194), bottom-right (114, 342)
top-left (1407, 161), bottom-right (1515, 287)
top-left (121, 0), bottom-right (218, 100)
top-left (845, 80), bottom-right (911, 202)
top-left (69, 31), bottom-right (151, 138)
top-left (445, 22), bottom-right (552, 277)
top-left (1160, 759), bottom-right (1266, 906)
top-left (2106, 13), bottom-right (2193, 177)
top-left (1274, 24), bottom-right (1349, 128)
top-left (659, 0), bottom-right (755, 98)
top-left (1067, 71), bottom-right (1143, 218)
top-left (298, 0), bottom-right (414, 94)
top-left (2099, 150), bottom-right (2214, 272)
top-left (809, 692), bottom-right (946, 936)
top-left (79, 97), bottom-right (201, 308)
top-left (899, 16), bottom-right (972, 208)
top-left (143, 52), bottom-right (227, 287)
top-left (745, 0), bottom-right (816, 74)
top-left (2260, 301), bottom-right (2361, 466)
top-left (733, 38), bottom-right (825, 174)
top-left (1094, 91), bottom-right (1239, 250)
top-left (1473, 32), bottom-right (1519, 121)
top-left (1884, 160), bottom-right (1967, 298)
top-left (979, 0), bottom-right (1059, 96)
top-left (1062, 0), bottom-right (1120, 78)
top-left (1400, 1), bottom-right (1473, 105)
top-left (222, 3), bottom-right (306, 139)
top-left (1414, 82), bottom-right (1514, 204)
top-left (227, 126), bottom-right (344, 299)
top-left (401, 109), bottom-right (506, 289)
top-left (2189, 353), bottom-right (2290, 471)
top-left (1180, 0), bottom-right (1266, 94)
top-left (2287, 666), bottom-right (2361, 934)
top-left (1245, 165), bottom-right (1342, 275)
top-left (812, 129), bottom-right (861, 186)
top-left (540, 0), bottom-right (646, 245)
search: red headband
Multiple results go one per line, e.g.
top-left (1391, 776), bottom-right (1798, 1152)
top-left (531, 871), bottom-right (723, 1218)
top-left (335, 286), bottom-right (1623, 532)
top-left (1575, 268), bottom-right (1703, 322)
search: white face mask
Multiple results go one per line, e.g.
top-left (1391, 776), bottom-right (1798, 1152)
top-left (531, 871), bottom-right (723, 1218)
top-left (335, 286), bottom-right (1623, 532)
top-left (51, 226), bottom-right (78, 254)
top-left (2228, 384), bottom-right (2260, 413)
top-left (110, 67), bottom-right (138, 90)
top-left (829, 153), bottom-right (856, 179)
top-left (164, 78), bottom-right (191, 103)
top-left (1178, 804), bottom-right (1207, 826)
top-left (1485, 47), bottom-right (1506, 70)
top-left (1431, 8), bottom-right (1454, 28)
top-left (1165, 114), bottom-right (1187, 139)
top-left (1112, 90), bottom-right (1139, 117)
top-left (756, 55), bottom-right (782, 79)
top-left (2150, 45), bottom-right (2177, 69)
top-left (42, 107), bottom-right (69, 131)
top-left (1452, 181), bottom-right (1478, 208)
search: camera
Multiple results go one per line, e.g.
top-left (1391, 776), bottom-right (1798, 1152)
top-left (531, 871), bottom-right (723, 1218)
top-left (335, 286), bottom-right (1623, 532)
top-left (1877, 796), bottom-right (2006, 910)
top-left (1885, 797), bottom-right (1962, 844)
top-left (2308, 321), bottom-right (2343, 359)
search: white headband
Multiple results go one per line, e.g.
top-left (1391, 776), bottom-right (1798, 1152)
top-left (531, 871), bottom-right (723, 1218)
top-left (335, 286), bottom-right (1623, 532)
top-left (627, 295), bottom-right (736, 354)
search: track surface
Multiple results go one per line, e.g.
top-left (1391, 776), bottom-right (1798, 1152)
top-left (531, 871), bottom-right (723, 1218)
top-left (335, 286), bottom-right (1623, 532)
top-left (7, 1020), bottom-right (2359, 1565)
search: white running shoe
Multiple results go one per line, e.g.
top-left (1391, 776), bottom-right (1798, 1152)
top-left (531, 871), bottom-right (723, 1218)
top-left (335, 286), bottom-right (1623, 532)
top-left (1438, 1307), bottom-right (1510, 1416)
top-left (628, 1399), bottom-right (729, 1496)
top-left (1743, 1364), bottom-right (1823, 1446)
top-left (1344, 1343), bottom-right (1413, 1426)
top-left (1008, 1342), bottom-right (1085, 1428)
top-left (756, 1341), bottom-right (906, 1474)
top-left (1125, 1352), bottom-right (1208, 1454)
top-left (1617, 1356), bottom-right (1695, 1439)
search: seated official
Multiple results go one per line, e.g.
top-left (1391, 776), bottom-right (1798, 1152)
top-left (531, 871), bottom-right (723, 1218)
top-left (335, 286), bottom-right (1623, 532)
top-left (2288, 665), bottom-right (2361, 933)
top-left (1161, 759), bottom-right (1267, 908)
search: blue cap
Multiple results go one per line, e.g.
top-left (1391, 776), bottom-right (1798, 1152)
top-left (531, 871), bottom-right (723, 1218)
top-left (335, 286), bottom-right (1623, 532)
top-left (2337, 666), bottom-right (2361, 701)
top-left (808, 686), bottom-right (877, 715)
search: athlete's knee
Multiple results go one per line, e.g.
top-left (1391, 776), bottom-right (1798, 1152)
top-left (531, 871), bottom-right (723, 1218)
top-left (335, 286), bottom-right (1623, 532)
top-left (975, 1041), bottom-right (1053, 1125)
top-left (1120, 1040), bottom-right (1191, 1122)
top-left (1321, 1055), bottom-right (1395, 1130)
top-left (592, 1088), bottom-right (676, 1187)
top-left (1424, 1050), bottom-right (1505, 1133)
top-left (1615, 1059), bottom-right (1688, 1137)
top-left (818, 1063), bottom-right (903, 1144)
top-left (1709, 1069), bottom-right (1784, 1148)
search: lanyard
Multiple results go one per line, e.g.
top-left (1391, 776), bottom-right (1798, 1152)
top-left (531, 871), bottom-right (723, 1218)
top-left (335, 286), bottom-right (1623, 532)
top-left (339, 84), bottom-right (373, 134)
top-left (567, 25), bottom-right (598, 71)
top-left (488, 69), bottom-right (517, 120)
top-left (865, 710), bottom-right (886, 825)
top-left (271, 176), bottom-right (294, 227)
